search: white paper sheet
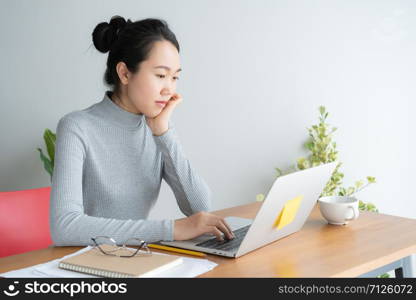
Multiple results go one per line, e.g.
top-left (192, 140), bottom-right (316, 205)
top-left (0, 246), bottom-right (218, 278)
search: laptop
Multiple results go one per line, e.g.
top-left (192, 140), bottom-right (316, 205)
top-left (161, 161), bottom-right (338, 258)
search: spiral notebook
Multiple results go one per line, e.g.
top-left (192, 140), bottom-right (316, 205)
top-left (58, 247), bottom-right (183, 278)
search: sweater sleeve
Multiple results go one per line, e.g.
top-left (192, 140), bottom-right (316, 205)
top-left (152, 121), bottom-right (212, 217)
top-left (49, 116), bottom-right (175, 246)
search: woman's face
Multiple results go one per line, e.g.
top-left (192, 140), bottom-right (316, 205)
top-left (116, 40), bottom-right (181, 118)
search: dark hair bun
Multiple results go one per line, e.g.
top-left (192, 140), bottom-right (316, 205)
top-left (92, 15), bottom-right (128, 53)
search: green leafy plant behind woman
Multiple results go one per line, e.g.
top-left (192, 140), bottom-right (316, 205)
top-left (36, 129), bottom-right (56, 182)
top-left (255, 106), bottom-right (377, 212)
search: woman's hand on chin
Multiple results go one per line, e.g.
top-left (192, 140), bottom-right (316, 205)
top-left (146, 93), bottom-right (183, 136)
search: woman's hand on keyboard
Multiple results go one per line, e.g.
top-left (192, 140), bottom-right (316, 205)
top-left (174, 212), bottom-right (235, 241)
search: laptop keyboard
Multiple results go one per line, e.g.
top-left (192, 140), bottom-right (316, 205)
top-left (195, 225), bottom-right (251, 251)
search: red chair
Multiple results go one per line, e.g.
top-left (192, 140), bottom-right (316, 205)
top-left (0, 186), bottom-right (53, 258)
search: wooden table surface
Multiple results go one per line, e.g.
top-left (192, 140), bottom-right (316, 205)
top-left (1, 202), bottom-right (416, 277)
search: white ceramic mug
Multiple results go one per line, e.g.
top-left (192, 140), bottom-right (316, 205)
top-left (318, 196), bottom-right (359, 225)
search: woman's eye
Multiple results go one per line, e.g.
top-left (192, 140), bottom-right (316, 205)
top-left (157, 74), bottom-right (179, 81)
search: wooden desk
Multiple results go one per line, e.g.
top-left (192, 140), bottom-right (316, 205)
top-left (1, 202), bottom-right (416, 277)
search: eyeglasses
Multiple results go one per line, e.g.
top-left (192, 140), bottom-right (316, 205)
top-left (91, 236), bottom-right (152, 258)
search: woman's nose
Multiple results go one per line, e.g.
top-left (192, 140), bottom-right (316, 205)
top-left (161, 88), bottom-right (174, 98)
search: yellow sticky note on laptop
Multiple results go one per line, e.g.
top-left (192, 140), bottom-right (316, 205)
top-left (273, 195), bottom-right (303, 230)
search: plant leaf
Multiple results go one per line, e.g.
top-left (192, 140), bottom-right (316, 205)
top-left (355, 180), bottom-right (364, 189)
top-left (44, 129), bottom-right (56, 165)
top-left (256, 194), bottom-right (265, 202)
top-left (274, 167), bottom-right (283, 178)
top-left (319, 106), bottom-right (326, 116)
top-left (37, 148), bottom-right (53, 178)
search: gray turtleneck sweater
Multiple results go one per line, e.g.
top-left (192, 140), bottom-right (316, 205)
top-left (49, 91), bottom-right (212, 246)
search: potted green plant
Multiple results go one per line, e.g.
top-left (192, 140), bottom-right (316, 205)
top-left (255, 106), bottom-right (377, 211)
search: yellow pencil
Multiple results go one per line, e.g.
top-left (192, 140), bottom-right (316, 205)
top-left (148, 244), bottom-right (207, 257)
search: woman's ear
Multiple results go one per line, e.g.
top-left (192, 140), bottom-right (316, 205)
top-left (115, 61), bottom-right (130, 85)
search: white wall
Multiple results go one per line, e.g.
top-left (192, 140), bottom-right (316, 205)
top-left (0, 0), bottom-right (414, 221)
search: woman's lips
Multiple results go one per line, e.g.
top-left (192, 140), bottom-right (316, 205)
top-left (155, 101), bottom-right (167, 107)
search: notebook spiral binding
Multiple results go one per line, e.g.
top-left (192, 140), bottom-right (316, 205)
top-left (58, 262), bottom-right (131, 278)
